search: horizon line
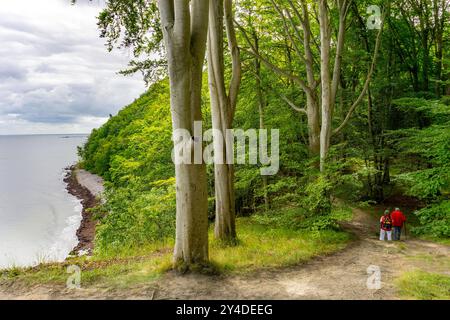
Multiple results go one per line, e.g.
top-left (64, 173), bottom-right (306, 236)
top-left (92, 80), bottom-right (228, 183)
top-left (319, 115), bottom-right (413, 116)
top-left (0, 133), bottom-right (90, 136)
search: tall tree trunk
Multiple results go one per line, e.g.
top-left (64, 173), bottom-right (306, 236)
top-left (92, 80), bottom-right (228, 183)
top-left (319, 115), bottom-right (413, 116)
top-left (301, 0), bottom-right (321, 156)
top-left (307, 95), bottom-right (321, 156)
top-left (411, 66), bottom-right (420, 92)
top-left (434, 0), bottom-right (445, 97)
top-left (253, 32), bottom-right (270, 211)
top-left (207, 0), bottom-right (241, 242)
top-left (158, 0), bottom-right (210, 267)
top-left (383, 158), bottom-right (391, 184)
top-left (318, 0), bottom-right (352, 172)
top-left (319, 0), bottom-right (332, 172)
top-left (421, 29), bottom-right (430, 92)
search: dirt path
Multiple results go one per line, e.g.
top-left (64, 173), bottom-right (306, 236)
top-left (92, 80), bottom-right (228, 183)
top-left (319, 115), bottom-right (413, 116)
top-left (147, 208), bottom-right (449, 300)
top-left (1, 208), bottom-right (448, 300)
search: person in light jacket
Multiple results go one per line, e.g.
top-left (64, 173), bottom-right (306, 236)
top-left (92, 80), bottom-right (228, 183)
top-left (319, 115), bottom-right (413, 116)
top-left (380, 210), bottom-right (393, 241)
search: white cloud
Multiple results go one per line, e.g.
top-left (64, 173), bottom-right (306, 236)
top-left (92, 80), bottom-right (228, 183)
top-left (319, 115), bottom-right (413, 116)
top-left (0, 0), bottom-right (146, 135)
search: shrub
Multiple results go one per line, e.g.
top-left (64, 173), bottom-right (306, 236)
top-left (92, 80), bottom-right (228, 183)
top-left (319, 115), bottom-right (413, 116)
top-left (95, 178), bottom-right (176, 252)
top-left (252, 205), bottom-right (352, 231)
top-left (440, 95), bottom-right (450, 106)
top-left (412, 201), bottom-right (450, 238)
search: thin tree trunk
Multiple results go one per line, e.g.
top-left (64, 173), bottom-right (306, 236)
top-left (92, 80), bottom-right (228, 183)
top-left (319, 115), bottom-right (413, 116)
top-left (307, 95), bottom-right (321, 156)
top-left (301, 0), bottom-right (321, 156)
top-left (207, 0), bottom-right (241, 242)
top-left (434, 0), bottom-right (445, 97)
top-left (319, 0), bottom-right (332, 172)
top-left (253, 32), bottom-right (270, 211)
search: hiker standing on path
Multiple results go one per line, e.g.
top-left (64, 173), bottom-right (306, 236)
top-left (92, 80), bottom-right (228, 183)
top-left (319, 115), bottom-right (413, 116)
top-left (379, 210), bottom-right (393, 241)
top-left (391, 208), bottom-right (407, 241)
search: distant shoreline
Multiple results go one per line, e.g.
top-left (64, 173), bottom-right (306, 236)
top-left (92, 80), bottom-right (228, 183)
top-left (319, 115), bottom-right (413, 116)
top-left (64, 165), bottom-right (103, 256)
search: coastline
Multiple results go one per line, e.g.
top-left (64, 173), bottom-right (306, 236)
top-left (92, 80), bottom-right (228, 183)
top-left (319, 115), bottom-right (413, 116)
top-left (64, 165), bottom-right (101, 255)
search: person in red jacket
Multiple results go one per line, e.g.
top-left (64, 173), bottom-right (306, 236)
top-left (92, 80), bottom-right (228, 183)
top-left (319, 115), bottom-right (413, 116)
top-left (391, 208), bottom-right (406, 241)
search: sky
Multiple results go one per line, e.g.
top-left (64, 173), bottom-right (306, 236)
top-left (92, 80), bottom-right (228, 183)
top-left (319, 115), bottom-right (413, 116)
top-left (0, 0), bottom-right (146, 135)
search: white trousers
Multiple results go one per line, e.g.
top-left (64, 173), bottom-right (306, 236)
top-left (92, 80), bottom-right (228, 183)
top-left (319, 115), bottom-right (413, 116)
top-left (380, 229), bottom-right (392, 241)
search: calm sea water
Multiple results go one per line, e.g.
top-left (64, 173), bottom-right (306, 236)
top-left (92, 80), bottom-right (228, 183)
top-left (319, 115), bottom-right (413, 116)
top-left (0, 134), bottom-right (87, 269)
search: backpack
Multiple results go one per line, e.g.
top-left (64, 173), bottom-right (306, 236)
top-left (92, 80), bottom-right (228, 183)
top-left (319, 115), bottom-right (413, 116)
top-left (382, 216), bottom-right (392, 230)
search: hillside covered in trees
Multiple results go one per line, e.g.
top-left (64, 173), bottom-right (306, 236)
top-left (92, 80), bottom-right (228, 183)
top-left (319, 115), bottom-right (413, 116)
top-left (80, 0), bottom-right (449, 254)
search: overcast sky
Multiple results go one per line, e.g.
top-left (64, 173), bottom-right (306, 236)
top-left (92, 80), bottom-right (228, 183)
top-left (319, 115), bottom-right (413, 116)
top-left (0, 0), bottom-right (146, 135)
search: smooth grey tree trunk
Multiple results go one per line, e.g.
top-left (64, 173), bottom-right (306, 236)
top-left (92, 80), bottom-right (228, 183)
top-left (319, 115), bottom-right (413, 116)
top-left (158, 0), bottom-right (210, 266)
top-left (207, 0), bottom-right (241, 242)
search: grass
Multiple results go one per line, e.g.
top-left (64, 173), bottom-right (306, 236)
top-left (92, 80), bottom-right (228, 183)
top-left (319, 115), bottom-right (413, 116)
top-left (395, 270), bottom-right (450, 300)
top-left (210, 218), bottom-right (352, 273)
top-left (0, 216), bottom-right (352, 290)
top-left (418, 235), bottom-right (450, 246)
top-left (405, 253), bottom-right (450, 274)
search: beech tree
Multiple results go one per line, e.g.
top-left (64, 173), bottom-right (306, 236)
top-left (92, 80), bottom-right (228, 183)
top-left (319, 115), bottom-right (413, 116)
top-left (207, 0), bottom-right (242, 242)
top-left (158, 0), bottom-right (210, 266)
top-left (96, 0), bottom-right (211, 267)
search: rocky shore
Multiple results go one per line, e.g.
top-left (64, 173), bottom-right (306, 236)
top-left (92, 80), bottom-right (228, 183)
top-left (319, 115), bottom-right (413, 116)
top-left (64, 166), bottom-right (104, 256)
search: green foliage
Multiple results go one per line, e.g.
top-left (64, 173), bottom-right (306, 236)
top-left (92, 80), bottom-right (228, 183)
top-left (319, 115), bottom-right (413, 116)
top-left (81, 81), bottom-right (176, 251)
top-left (252, 205), bottom-right (353, 232)
top-left (80, 80), bottom-right (173, 183)
top-left (97, 0), bottom-right (165, 84)
top-left (301, 175), bottom-right (333, 216)
top-left (412, 201), bottom-right (450, 238)
top-left (391, 101), bottom-right (450, 203)
top-left (94, 178), bottom-right (176, 252)
top-left (440, 96), bottom-right (450, 106)
top-left (384, 100), bottom-right (450, 240)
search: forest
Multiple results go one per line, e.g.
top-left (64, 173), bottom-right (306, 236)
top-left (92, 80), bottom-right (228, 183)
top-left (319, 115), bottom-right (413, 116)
top-left (3, 0), bottom-right (448, 300)
top-left (80, 0), bottom-right (449, 258)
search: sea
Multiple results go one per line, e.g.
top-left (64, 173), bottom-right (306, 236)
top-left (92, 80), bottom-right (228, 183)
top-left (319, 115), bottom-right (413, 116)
top-left (0, 134), bottom-right (88, 269)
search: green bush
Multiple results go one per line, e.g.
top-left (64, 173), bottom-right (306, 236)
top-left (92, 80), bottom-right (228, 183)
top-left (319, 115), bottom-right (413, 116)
top-left (252, 205), bottom-right (352, 231)
top-left (412, 201), bottom-right (450, 238)
top-left (440, 95), bottom-right (450, 106)
top-left (301, 175), bottom-right (333, 216)
top-left (95, 178), bottom-right (176, 252)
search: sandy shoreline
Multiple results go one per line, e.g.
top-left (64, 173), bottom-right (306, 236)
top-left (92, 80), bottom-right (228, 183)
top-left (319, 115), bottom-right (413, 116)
top-left (64, 166), bottom-right (104, 255)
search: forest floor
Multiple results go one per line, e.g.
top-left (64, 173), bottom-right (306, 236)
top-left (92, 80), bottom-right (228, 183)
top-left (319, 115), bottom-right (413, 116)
top-left (1, 206), bottom-right (448, 300)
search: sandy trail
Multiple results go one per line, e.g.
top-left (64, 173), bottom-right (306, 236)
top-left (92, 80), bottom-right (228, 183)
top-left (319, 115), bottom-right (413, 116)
top-left (1, 208), bottom-right (448, 300)
top-left (75, 169), bottom-right (105, 197)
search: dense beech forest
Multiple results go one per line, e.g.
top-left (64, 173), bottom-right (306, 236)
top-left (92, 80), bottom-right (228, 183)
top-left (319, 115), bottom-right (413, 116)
top-left (78, 0), bottom-right (449, 259)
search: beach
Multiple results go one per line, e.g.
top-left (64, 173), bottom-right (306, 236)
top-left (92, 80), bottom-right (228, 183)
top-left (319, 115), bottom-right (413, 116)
top-left (64, 166), bottom-right (104, 256)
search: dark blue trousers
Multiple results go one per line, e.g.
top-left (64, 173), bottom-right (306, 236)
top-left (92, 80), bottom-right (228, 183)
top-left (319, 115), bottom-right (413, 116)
top-left (393, 226), bottom-right (402, 240)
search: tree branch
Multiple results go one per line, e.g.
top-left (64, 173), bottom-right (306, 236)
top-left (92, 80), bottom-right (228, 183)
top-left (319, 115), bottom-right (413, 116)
top-left (253, 72), bottom-right (307, 114)
top-left (333, 5), bottom-right (387, 136)
top-left (224, 0), bottom-right (241, 122)
top-left (331, 1), bottom-right (351, 110)
top-left (235, 18), bottom-right (312, 95)
top-left (269, 0), bottom-right (307, 66)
